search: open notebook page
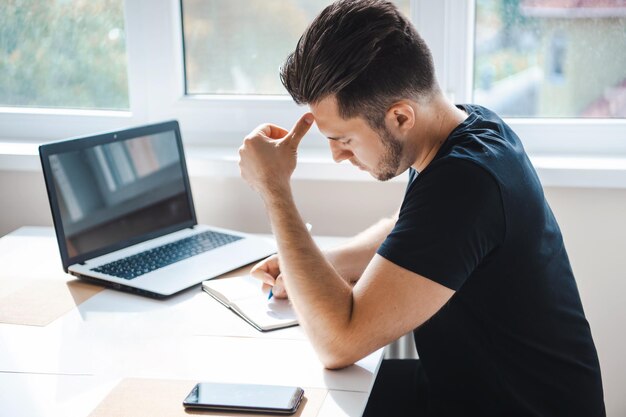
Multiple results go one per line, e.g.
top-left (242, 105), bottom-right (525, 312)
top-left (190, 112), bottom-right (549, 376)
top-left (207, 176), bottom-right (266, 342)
top-left (202, 275), bottom-right (298, 331)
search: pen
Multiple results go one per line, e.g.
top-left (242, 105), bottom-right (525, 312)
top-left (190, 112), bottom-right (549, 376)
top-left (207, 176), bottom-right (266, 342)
top-left (268, 223), bottom-right (313, 300)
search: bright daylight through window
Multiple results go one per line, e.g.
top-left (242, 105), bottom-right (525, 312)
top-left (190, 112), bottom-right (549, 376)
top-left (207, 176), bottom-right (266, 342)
top-left (181, 0), bottom-right (409, 96)
top-left (474, 0), bottom-right (626, 118)
top-left (0, 0), bottom-right (129, 110)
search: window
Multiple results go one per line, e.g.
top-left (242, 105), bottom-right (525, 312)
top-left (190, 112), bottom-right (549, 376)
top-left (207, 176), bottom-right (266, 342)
top-left (474, 0), bottom-right (626, 118)
top-left (1, 0), bottom-right (625, 161)
top-left (0, 0), bottom-right (129, 110)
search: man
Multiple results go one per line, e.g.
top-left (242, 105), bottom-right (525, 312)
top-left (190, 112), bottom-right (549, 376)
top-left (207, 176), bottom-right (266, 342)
top-left (238, 0), bottom-right (605, 415)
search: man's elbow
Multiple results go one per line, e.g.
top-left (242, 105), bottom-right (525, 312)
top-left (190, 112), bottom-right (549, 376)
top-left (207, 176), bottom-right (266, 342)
top-left (314, 295), bottom-right (365, 369)
top-left (320, 352), bottom-right (356, 370)
top-left (316, 338), bottom-right (362, 370)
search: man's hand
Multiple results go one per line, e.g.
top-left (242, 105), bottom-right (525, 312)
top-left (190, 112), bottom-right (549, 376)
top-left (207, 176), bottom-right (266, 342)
top-left (238, 113), bottom-right (314, 196)
top-left (250, 254), bottom-right (288, 299)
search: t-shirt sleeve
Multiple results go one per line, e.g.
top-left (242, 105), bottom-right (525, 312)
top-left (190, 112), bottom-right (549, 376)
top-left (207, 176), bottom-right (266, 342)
top-left (377, 159), bottom-right (505, 291)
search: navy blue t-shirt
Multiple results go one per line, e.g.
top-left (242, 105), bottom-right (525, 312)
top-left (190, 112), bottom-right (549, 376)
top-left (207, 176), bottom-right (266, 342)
top-left (377, 105), bottom-right (604, 416)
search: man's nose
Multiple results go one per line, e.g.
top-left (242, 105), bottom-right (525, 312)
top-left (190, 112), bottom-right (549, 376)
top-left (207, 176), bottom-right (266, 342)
top-left (329, 141), bottom-right (352, 163)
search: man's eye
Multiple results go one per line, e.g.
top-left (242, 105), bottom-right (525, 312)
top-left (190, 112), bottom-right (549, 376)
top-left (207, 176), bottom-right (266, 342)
top-left (343, 139), bottom-right (352, 145)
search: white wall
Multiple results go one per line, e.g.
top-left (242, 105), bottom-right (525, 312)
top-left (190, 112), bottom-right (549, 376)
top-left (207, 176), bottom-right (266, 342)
top-left (544, 187), bottom-right (626, 417)
top-left (1, 170), bottom-right (625, 415)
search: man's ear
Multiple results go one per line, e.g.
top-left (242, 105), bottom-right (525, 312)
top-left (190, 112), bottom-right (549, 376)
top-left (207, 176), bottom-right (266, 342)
top-left (385, 101), bottom-right (415, 134)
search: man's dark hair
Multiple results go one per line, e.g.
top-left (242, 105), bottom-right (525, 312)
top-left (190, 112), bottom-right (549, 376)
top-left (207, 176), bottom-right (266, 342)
top-left (280, 0), bottom-right (438, 129)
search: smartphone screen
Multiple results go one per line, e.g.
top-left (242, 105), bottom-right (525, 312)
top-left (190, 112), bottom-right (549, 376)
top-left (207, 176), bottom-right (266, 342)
top-left (183, 382), bottom-right (304, 414)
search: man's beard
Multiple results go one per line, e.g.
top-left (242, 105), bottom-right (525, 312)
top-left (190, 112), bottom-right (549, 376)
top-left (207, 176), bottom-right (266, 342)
top-left (372, 127), bottom-right (404, 181)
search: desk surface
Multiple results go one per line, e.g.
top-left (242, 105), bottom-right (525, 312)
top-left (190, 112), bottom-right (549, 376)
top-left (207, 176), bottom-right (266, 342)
top-left (0, 227), bottom-right (383, 417)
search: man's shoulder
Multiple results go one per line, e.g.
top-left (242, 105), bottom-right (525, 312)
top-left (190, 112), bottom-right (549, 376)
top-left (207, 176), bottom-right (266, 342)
top-left (427, 113), bottom-right (528, 193)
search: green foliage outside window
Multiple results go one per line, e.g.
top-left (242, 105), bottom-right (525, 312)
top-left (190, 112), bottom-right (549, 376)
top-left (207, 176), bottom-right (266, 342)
top-left (0, 0), bottom-right (129, 110)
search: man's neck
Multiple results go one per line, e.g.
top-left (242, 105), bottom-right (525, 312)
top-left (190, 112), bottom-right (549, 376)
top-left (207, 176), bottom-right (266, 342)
top-left (410, 95), bottom-right (468, 173)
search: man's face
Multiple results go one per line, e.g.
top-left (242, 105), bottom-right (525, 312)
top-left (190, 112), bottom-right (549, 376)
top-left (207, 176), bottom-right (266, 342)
top-left (310, 96), bottom-right (404, 181)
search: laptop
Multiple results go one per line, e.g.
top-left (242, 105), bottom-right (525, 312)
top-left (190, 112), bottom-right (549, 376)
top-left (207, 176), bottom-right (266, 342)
top-left (39, 120), bottom-right (275, 298)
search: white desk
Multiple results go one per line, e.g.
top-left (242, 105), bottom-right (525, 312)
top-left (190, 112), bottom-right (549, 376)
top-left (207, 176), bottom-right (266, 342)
top-left (0, 227), bottom-right (383, 417)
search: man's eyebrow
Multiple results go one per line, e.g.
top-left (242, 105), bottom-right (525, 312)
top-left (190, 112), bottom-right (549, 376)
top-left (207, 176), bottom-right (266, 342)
top-left (327, 136), bottom-right (344, 141)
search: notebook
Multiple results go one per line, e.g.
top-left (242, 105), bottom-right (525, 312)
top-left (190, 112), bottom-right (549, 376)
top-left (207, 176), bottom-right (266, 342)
top-left (39, 121), bottom-right (275, 299)
top-left (202, 275), bottom-right (299, 332)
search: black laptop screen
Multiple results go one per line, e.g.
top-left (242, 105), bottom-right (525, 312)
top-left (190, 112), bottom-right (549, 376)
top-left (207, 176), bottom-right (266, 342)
top-left (46, 129), bottom-right (194, 259)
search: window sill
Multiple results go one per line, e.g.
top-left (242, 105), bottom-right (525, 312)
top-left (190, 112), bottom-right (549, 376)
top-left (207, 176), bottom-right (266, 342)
top-left (2, 141), bottom-right (626, 189)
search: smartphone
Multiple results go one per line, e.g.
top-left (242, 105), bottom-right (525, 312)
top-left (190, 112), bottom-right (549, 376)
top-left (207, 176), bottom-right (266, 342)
top-left (182, 382), bottom-right (304, 414)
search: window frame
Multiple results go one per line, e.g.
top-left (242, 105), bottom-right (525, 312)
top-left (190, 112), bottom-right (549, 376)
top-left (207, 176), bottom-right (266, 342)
top-left (434, 0), bottom-right (626, 156)
top-left (0, 0), bottom-right (625, 156)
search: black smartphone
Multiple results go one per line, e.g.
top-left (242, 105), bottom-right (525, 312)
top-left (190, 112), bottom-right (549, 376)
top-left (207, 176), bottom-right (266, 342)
top-left (182, 382), bottom-right (304, 414)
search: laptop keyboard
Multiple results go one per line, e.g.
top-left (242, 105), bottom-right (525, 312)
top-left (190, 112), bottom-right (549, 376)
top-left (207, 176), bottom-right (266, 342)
top-left (91, 230), bottom-right (243, 280)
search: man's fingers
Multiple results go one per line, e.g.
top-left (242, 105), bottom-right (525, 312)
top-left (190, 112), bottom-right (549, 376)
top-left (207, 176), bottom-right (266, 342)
top-left (250, 269), bottom-right (276, 286)
top-left (285, 113), bottom-right (314, 147)
top-left (253, 123), bottom-right (290, 140)
top-left (272, 275), bottom-right (288, 299)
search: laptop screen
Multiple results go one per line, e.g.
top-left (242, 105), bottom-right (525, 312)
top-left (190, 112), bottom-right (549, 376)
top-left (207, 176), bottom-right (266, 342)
top-left (43, 124), bottom-right (194, 262)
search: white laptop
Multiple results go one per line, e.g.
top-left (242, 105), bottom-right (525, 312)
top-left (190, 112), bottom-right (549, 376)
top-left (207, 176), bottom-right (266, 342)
top-left (39, 120), bottom-right (275, 298)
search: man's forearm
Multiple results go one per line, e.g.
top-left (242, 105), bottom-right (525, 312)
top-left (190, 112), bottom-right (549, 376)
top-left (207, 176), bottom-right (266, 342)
top-left (261, 187), bottom-right (354, 364)
top-left (325, 213), bottom-right (398, 284)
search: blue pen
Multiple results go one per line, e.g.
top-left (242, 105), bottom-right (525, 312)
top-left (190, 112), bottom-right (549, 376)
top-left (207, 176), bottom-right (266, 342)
top-left (267, 223), bottom-right (312, 302)
top-left (268, 275), bottom-right (280, 300)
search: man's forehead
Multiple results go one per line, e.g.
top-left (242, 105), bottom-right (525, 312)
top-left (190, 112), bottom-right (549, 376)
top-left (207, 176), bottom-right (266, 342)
top-left (310, 95), bottom-right (341, 120)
